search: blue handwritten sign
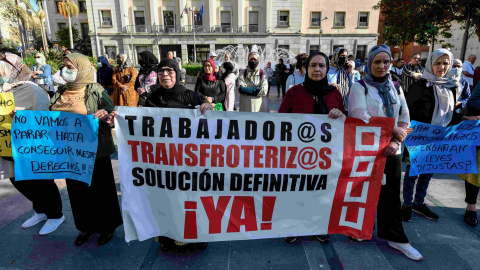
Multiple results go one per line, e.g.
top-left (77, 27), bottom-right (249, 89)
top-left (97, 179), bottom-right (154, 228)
top-left (11, 111), bottom-right (99, 185)
top-left (405, 120), bottom-right (480, 176)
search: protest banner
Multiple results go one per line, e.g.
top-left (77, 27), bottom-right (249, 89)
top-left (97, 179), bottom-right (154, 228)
top-left (405, 120), bottom-right (480, 176)
top-left (116, 107), bottom-right (395, 242)
top-left (11, 110), bottom-right (99, 185)
top-left (0, 93), bottom-right (15, 157)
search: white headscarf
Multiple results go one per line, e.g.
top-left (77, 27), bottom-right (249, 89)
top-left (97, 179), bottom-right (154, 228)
top-left (421, 49), bottom-right (459, 127)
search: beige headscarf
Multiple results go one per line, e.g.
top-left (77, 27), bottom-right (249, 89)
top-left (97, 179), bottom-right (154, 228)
top-left (64, 53), bottom-right (95, 89)
top-left (1, 53), bottom-right (32, 84)
top-left (32, 53), bottom-right (47, 70)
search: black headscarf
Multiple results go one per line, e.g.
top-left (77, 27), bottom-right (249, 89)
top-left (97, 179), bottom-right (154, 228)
top-left (303, 52), bottom-right (337, 114)
top-left (148, 59), bottom-right (187, 105)
top-left (221, 62), bottom-right (234, 81)
top-left (138, 51), bottom-right (159, 76)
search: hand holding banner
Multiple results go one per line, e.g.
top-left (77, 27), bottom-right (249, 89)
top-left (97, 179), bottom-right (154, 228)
top-left (11, 110), bottom-right (99, 185)
top-left (405, 120), bottom-right (480, 176)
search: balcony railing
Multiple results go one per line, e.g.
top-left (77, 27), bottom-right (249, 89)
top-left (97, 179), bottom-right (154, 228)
top-left (121, 24), bottom-right (268, 34)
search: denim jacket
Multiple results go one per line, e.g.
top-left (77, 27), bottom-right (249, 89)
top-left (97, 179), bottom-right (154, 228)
top-left (30, 64), bottom-right (53, 86)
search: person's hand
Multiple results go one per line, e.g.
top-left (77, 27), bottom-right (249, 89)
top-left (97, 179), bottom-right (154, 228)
top-left (106, 111), bottom-right (117, 125)
top-left (393, 127), bottom-right (407, 142)
top-left (456, 101), bottom-right (462, 107)
top-left (94, 109), bottom-right (109, 122)
top-left (9, 109), bottom-right (16, 118)
top-left (406, 127), bottom-right (414, 134)
top-left (32, 75), bottom-right (37, 79)
top-left (200, 103), bottom-right (213, 114)
top-left (36, 71), bottom-right (43, 74)
top-left (206, 97), bottom-right (213, 103)
top-left (384, 142), bottom-right (399, 156)
top-left (120, 85), bottom-right (127, 93)
top-left (137, 88), bottom-right (146, 95)
top-left (462, 116), bottom-right (480, 121)
top-left (328, 108), bottom-right (345, 119)
top-left (328, 83), bottom-right (340, 90)
top-left (413, 73), bottom-right (422, 80)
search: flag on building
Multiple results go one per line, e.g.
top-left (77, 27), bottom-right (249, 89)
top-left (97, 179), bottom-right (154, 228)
top-left (180, 4), bottom-right (188, 19)
top-left (198, 4), bottom-right (204, 22)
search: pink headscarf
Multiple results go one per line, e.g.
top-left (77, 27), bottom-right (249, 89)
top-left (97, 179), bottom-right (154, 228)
top-left (203, 59), bottom-right (217, 82)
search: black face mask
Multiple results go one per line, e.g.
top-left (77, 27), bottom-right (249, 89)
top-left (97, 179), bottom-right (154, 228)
top-left (338, 57), bottom-right (347, 67)
top-left (248, 61), bottom-right (259, 70)
top-left (139, 60), bottom-right (145, 67)
top-left (116, 59), bottom-right (123, 65)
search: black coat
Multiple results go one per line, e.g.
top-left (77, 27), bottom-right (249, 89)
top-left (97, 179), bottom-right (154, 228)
top-left (194, 77), bottom-right (226, 104)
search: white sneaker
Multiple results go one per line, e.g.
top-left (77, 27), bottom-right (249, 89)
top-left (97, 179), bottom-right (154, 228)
top-left (39, 215), bottom-right (65, 235)
top-left (388, 241), bottom-right (423, 261)
top-left (22, 212), bottom-right (47, 228)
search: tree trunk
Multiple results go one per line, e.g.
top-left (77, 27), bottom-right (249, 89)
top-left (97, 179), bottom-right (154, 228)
top-left (40, 21), bottom-right (48, 52)
top-left (460, 8), bottom-right (471, 62)
top-left (68, 15), bottom-right (74, 48)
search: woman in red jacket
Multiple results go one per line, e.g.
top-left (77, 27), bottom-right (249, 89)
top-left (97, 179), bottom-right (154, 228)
top-left (278, 51), bottom-right (345, 243)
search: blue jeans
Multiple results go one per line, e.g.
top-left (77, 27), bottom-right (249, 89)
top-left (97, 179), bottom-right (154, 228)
top-left (403, 165), bottom-right (434, 206)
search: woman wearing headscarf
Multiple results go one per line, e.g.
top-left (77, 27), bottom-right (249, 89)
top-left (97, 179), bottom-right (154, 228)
top-left (30, 52), bottom-right (54, 97)
top-left (279, 51), bottom-right (345, 244)
top-left (49, 53), bottom-right (122, 246)
top-left (144, 59), bottom-right (212, 252)
top-left (286, 53), bottom-right (308, 91)
top-left (275, 59), bottom-right (287, 98)
top-left (1, 53), bottom-right (63, 236)
top-left (459, 83), bottom-right (480, 227)
top-left (218, 53), bottom-right (239, 79)
top-left (402, 49), bottom-right (462, 224)
top-left (111, 54), bottom-right (138, 106)
top-left (447, 59), bottom-right (471, 112)
top-left (238, 52), bottom-right (269, 112)
top-left (264, 62), bottom-right (274, 97)
top-left (328, 47), bottom-right (352, 113)
top-left (134, 51), bottom-right (158, 106)
top-left (97, 56), bottom-right (114, 95)
top-left (350, 45), bottom-right (423, 261)
top-left (221, 62), bottom-right (236, 111)
top-left (194, 59), bottom-right (226, 110)
top-left (347, 60), bottom-right (361, 83)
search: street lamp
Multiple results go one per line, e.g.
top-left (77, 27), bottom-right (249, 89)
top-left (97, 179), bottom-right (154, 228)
top-left (124, 14), bottom-right (134, 64)
top-left (319, 16), bottom-right (329, 52)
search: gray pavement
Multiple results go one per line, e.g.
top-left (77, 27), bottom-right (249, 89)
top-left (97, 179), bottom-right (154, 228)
top-left (1, 86), bottom-right (480, 269)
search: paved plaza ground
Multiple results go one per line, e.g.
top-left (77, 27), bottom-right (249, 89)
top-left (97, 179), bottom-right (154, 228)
top-left (1, 86), bottom-right (480, 270)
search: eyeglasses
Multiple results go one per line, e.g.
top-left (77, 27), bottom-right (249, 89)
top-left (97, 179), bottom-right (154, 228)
top-left (158, 68), bottom-right (175, 75)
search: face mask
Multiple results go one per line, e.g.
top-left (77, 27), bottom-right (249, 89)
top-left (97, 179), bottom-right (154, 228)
top-left (139, 60), bottom-right (145, 67)
top-left (61, 67), bottom-right (77, 83)
top-left (0, 76), bottom-right (8, 85)
top-left (117, 59), bottom-right (123, 65)
top-left (448, 67), bottom-right (462, 77)
top-left (338, 57), bottom-right (346, 67)
top-left (248, 61), bottom-right (259, 70)
top-left (97, 62), bottom-right (102, 67)
top-left (35, 58), bottom-right (43, 64)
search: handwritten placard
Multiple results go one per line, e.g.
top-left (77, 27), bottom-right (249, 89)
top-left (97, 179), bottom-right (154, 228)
top-left (0, 93), bottom-right (15, 156)
top-left (11, 110), bottom-right (99, 185)
top-left (405, 120), bottom-right (480, 176)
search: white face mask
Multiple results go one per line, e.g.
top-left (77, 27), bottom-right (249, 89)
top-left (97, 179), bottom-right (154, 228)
top-left (35, 58), bottom-right (43, 64)
top-left (447, 67), bottom-right (462, 78)
top-left (97, 62), bottom-right (102, 67)
top-left (61, 67), bottom-right (77, 82)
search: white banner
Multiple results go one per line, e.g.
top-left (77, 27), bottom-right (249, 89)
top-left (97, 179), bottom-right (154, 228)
top-left (115, 106), bottom-right (394, 242)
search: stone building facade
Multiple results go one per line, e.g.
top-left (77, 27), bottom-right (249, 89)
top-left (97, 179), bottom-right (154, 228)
top-left (45, 0), bottom-right (380, 64)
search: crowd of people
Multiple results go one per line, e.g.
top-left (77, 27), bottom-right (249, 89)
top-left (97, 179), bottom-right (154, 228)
top-left (1, 42), bottom-right (479, 261)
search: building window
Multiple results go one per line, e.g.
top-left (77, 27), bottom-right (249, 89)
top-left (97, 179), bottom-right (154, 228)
top-left (163, 11), bottom-right (174, 25)
top-left (78, 1), bottom-right (87, 13)
top-left (334, 12), bottom-right (346, 27)
top-left (134, 11), bottom-right (145, 26)
top-left (278, 11), bottom-right (289, 27)
top-left (311, 12), bottom-right (321, 27)
top-left (248, 11), bottom-right (259, 33)
top-left (309, 45), bottom-right (319, 55)
top-left (58, 23), bottom-right (67, 30)
top-left (358, 12), bottom-right (369, 27)
top-left (104, 46), bottom-right (116, 60)
top-left (356, 45), bottom-right (367, 62)
top-left (188, 45), bottom-right (209, 63)
top-left (81, 23), bottom-right (89, 39)
top-left (55, 1), bottom-right (61, 13)
top-left (220, 11), bottom-right (232, 33)
top-left (100, 10), bottom-right (113, 27)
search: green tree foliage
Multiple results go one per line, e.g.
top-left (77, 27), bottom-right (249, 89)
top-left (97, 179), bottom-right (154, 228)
top-left (55, 25), bottom-right (80, 48)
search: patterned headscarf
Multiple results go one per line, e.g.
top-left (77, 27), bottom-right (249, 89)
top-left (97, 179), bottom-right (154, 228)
top-left (331, 47), bottom-right (348, 69)
top-left (65, 53), bottom-right (95, 89)
top-left (0, 52), bottom-right (32, 84)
